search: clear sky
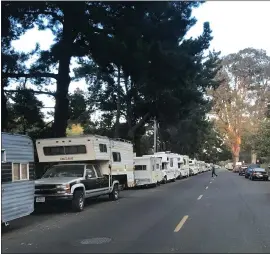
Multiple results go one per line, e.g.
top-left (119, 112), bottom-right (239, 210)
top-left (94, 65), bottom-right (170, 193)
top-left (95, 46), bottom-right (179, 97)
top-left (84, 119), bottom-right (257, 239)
top-left (10, 1), bottom-right (270, 119)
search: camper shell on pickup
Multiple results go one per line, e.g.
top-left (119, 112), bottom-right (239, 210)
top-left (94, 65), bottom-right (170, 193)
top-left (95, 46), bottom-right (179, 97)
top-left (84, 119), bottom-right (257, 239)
top-left (35, 135), bottom-right (134, 211)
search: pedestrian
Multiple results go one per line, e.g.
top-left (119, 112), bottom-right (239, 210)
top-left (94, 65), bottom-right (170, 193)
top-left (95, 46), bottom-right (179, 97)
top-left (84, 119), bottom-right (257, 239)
top-left (212, 164), bottom-right (217, 177)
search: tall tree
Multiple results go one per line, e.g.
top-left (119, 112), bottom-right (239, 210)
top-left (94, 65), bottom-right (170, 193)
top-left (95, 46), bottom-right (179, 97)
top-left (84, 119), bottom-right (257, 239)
top-left (2, 2), bottom-right (113, 137)
top-left (74, 2), bottom-right (221, 154)
top-left (211, 48), bottom-right (270, 164)
top-left (6, 86), bottom-right (45, 135)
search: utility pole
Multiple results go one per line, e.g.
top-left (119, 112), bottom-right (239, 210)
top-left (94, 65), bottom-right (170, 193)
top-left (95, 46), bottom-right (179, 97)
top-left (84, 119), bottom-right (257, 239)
top-left (154, 118), bottom-right (157, 153)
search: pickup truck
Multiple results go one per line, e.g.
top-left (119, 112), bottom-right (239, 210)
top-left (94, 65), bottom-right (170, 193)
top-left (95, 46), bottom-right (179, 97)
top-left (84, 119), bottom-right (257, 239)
top-left (35, 163), bottom-right (119, 212)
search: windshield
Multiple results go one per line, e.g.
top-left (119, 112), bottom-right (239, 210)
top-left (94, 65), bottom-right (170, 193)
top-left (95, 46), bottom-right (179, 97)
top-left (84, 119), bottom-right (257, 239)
top-left (248, 164), bottom-right (260, 169)
top-left (42, 165), bottom-right (85, 178)
top-left (254, 168), bottom-right (265, 172)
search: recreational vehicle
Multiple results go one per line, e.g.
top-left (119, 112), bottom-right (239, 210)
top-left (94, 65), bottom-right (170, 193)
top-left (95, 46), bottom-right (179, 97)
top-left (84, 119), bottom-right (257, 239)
top-left (172, 154), bottom-right (183, 179)
top-left (134, 156), bottom-right (163, 187)
top-left (168, 153), bottom-right (180, 179)
top-left (189, 158), bottom-right (199, 175)
top-left (181, 155), bottom-right (190, 178)
top-left (1, 133), bottom-right (35, 225)
top-left (153, 152), bottom-right (176, 183)
top-left (36, 135), bottom-right (135, 188)
top-left (197, 161), bottom-right (203, 173)
top-left (34, 135), bottom-right (133, 211)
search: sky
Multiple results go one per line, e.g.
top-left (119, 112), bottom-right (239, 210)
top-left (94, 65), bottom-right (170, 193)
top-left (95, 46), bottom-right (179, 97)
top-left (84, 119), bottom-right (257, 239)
top-left (10, 1), bottom-right (270, 120)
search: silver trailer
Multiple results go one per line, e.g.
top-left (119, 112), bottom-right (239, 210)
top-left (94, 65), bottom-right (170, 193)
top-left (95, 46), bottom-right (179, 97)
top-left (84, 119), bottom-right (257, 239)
top-left (1, 132), bottom-right (35, 225)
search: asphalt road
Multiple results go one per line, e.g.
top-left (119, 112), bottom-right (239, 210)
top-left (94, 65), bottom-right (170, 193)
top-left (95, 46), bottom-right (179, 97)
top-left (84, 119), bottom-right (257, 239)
top-left (2, 168), bottom-right (270, 253)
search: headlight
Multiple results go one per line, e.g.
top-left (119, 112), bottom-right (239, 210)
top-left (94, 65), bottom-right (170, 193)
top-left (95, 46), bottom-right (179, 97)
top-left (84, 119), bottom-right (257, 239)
top-left (56, 184), bottom-right (70, 193)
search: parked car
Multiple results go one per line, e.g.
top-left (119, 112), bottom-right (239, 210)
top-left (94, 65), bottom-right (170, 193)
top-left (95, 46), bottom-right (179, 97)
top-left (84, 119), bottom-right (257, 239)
top-left (249, 168), bottom-right (269, 181)
top-left (245, 164), bottom-right (260, 178)
top-left (239, 164), bottom-right (248, 176)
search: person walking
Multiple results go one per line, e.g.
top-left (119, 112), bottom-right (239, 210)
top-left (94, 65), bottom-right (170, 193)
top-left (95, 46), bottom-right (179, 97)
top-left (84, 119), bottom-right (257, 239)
top-left (212, 164), bottom-right (217, 177)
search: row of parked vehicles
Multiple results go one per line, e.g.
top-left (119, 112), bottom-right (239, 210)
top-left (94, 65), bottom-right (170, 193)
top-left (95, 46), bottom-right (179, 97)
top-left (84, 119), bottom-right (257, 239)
top-left (1, 132), bottom-right (211, 225)
top-left (236, 163), bottom-right (269, 181)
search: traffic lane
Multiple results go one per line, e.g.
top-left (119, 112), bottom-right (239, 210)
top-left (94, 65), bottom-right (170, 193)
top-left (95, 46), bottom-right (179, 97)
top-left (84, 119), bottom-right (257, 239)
top-left (1, 174), bottom-right (205, 236)
top-left (2, 172), bottom-right (211, 253)
top-left (173, 170), bottom-right (270, 253)
top-left (233, 172), bottom-right (270, 242)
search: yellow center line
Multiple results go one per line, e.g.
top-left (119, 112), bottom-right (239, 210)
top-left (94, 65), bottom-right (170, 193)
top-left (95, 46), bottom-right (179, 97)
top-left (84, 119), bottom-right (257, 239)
top-left (174, 215), bottom-right (189, 233)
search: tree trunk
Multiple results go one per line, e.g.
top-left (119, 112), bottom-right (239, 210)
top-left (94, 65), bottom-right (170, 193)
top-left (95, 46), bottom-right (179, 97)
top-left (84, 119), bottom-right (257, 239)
top-left (251, 150), bottom-right (257, 164)
top-left (128, 112), bottom-right (151, 139)
top-left (232, 152), bottom-right (240, 167)
top-left (124, 76), bottom-right (132, 129)
top-left (114, 66), bottom-right (121, 138)
top-left (52, 8), bottom-right (73, 138)
top-left (134, 134), bottom-right (142, 156)
top-left (1, 84), bottom-right (8, 131)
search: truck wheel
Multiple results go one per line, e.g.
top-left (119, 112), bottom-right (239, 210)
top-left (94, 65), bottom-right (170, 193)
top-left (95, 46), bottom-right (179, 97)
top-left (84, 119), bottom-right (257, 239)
top-left (109, 184), bottom-right (119, 201)
top-left (72, 190), bottom-right (85, 212)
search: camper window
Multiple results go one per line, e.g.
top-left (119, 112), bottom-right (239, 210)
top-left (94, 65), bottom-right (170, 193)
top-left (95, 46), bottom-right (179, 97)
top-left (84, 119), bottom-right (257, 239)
top-left (162, 163), bottom-right (167, 170)
top-left (170, 158), bottom-right (173, 167)
top-left (12, 163), bottom-right (29, 181)
top-left (1, 149), bottom-right (6, 162)
top-left (43, 145), bottom-right (86, 155)
top-left (99, 144), bottom-right (107, 153)
top-left (156, 164), bottom-right (159, 169)
top-left (134, 165), bottom-right (147, 171)
top-left (112, 152), bottom-right (121, 162)
top-left (178, 163), bottom-right (181, 169)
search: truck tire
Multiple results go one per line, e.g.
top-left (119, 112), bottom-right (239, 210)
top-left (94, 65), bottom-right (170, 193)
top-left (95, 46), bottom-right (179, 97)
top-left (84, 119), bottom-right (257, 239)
top-left (72, 190), bottom-right (85, 212)
top-left (109, 184), bottom-right (119, 201)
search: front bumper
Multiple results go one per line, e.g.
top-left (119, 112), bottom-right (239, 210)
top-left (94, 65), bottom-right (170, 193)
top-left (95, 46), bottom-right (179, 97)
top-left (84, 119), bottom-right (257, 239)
top-left (35, 194), bottom-right (73, 203)
top-left (252, 175), bottom-right (269, 180)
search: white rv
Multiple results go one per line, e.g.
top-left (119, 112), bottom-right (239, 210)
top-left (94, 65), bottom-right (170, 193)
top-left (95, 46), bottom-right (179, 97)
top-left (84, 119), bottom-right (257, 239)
top-left (181, 155), bottom-right (190, 178)
top-left (153, 152), bottom-right (176, 183)
top-left (189, 158), bottom-right (199, 175)
top-left (36, 135), bottom-right (135, 188)
top-left (201, 161), bottom-right (207, 172)
top-left (134, 156), bottom-right (162, 187)
top-left (168, 153), bottom-right (180, 179)
top-left (197, 161), bottom-right (203, 173)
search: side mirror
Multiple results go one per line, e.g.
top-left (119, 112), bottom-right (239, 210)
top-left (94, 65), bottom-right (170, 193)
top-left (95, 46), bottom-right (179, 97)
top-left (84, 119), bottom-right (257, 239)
top-left (86, 174), bottom-right (92, 179)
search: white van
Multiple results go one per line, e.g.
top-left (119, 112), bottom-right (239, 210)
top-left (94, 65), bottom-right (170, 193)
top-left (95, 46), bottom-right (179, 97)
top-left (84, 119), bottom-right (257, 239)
top-left (134, 156), bottom-right (163, 187)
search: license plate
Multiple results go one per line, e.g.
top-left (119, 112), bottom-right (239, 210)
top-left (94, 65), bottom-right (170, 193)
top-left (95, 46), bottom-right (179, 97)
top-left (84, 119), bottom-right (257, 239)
top-left (36, 197), bottom-right (45, 203)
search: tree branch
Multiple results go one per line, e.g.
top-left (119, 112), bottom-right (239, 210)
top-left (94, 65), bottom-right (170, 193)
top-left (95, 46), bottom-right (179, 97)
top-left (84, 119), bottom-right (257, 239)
top-left (128, 112), bottom-right (151, 138)
top-left (4, 89), bottom-right (56, 97)
top-left (2, 72), bottom-right (58, 79)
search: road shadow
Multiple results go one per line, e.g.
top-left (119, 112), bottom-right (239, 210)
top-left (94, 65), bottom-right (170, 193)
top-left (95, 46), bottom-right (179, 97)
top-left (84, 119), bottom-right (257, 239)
top-left (1, 196), bottom-right (114, 235)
